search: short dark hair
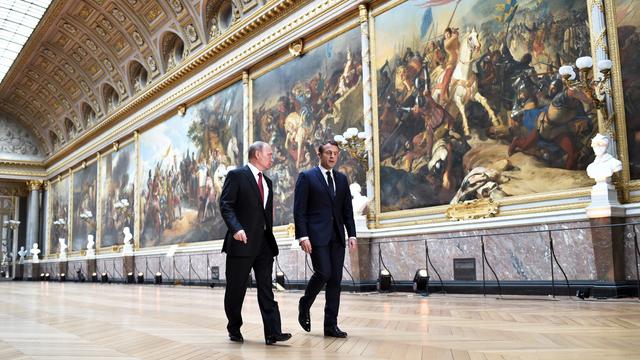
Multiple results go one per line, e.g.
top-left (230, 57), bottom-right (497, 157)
top-left (444, 27), bottom-right (452, 35)
top-left (248, 141), bottom-right (268, 160)
top-left (318, 140), bottom-right (340, 154)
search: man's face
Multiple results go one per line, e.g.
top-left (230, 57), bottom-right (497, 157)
top-left (255, 144), bottom-right (273, 171)
top-left (318, 144), bottom-right (340, 170)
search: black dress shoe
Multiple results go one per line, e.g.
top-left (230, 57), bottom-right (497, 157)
top-left (265, 332), bottom-right (292, 345)
top-left (298, 303), bottom-right (311, 332)
top-left (228, 332), bottom-right (244, 343)
top-left (324, 326), bottom-right (347, 338)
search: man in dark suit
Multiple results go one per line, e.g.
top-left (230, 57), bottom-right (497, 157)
top-left (219, 141), bottom-right (292, 345)
top-left (294, 140), bottom-right (357, 338)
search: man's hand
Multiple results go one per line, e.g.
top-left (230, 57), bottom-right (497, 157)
top-left (300, 239), bottom-right (312, 254)
top-left (233, 230), bottom-right (247, 243)
top-left (348, 237), bottom-right (357, 252)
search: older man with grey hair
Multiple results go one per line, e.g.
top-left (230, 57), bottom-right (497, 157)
top-left (219, 141), bottom-right (291, 345)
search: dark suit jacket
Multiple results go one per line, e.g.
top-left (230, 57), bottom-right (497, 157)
top-left (293, 167), bottom-right (356, 247)
top-left (219, 165), bottom-right (278, 257)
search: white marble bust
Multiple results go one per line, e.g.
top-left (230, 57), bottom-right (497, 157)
top-left (59, 238), bottom-right (68, 259)
top-left (122, 227), bottom-right (133, 254)
top-left (86, 234), bottom-right (95, 257)
top-left (350, 182), bottom-right (369, 216)
top-left (17, 246), bottom-right (27, 264)
top-left (586, 133), bottom-right (622, 184)
top-left (29, 243), bottom-right (40, 262)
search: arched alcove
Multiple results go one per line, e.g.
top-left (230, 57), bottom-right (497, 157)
top-left (102, 83), bottom-right (120, 113)
top-left (128, 60), bottom-right (149, 94)
top-left (64, 117), bottom-right (76, 139)
top-left (160, 32), bottom-right (186, 71)
top-left (81, 102), bottom-right (96, 128)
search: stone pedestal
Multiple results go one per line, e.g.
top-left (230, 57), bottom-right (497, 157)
top-left (347, 237), bottom-right (375, 290)
top-left (58, 261), bottom-right (68, 278)
top-left (86, 258), bottom-right (97, 277)
top-left (123, 255), bottom-right (134, 277)
top-left (30, 263), bottom-right (40, 280)
top-left (588, 217), bottom-right (629, 297)
top-left (15, 264), bottom-right (23, 280)
top-left (586, 182), bottom-right (625, 218)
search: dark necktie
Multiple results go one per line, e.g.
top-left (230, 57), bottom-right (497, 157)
top-left (326, 170), bottom-right (335, 198)
top-left (257, 172), bottom-right (265, 206)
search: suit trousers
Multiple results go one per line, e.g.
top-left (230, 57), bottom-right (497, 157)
top-left (300, 230), bottom-right (345, 327)
top-left (224, 240), bottom-right (282, 337)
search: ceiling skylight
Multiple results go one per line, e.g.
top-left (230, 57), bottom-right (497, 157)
top-left (0, 0), bottom-right (53, 84)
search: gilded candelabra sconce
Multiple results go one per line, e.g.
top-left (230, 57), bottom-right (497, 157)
top-left (114, 198), bottom-right (132, 230)
top-left (334, 127), bottom-right (369, 169)
top-left (559, 56), bottom-right (613, 131)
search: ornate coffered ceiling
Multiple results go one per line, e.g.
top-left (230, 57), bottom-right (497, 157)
top-left (0, 0), bottom-right (272, 156)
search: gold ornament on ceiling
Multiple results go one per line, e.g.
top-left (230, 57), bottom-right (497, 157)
top-left (132, 31), bottom-right (144, 47)
top-left (112, 8), bottom-right (125, 22)
top-left (288, 39), bottom-right (304, 57)
top-left (177, 103), bottom-right (187, 116)
top-left (85, 39), bottom-right (97, 52)
top-left (95, 26), bottom-right (107, 38)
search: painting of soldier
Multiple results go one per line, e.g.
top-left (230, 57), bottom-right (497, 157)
top-left (252, 27), bottom-right (366, 225)
top-left (49, 177), bottom-right (69, 255)
top-left (375, 0), bottom-right (596, 212)
top-left (71, 163), bottom-right (97, 252)
top-left (614, 0), bottom-right (640, 179)
top-left (140, 82), bottom-right (243, 248)
top-left (100, 142), bottom-right (135, 248)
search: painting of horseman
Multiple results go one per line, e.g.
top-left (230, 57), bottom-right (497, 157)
top-left (375, 0), bottom-right (597, 212)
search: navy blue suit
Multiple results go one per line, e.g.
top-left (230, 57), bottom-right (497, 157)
top-left (294, 166), bottom-right (356, 327)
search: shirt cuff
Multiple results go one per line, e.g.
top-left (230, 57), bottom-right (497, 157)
top-left (298, 237), bottom-right (309, 243)
top-left (348, 237), bottom-right (357, 241)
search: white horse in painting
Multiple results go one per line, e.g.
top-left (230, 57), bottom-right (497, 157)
top-left (432, 27), bottom-right (499, 135)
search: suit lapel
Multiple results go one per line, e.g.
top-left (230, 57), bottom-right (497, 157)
top-left (242, 165), bottom-right (263, 208)
top-left (313, 167), bottom-right (335, 203)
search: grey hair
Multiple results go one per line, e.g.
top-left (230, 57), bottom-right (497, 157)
top-left (248, 141), bottom-right (268, 159)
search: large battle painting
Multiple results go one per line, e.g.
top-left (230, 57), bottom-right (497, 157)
top-left (140, 82), bottom-right (243, 248)
top-left (71, 163), bottom-right (97, 252)
top-left (614, 0), bottom-right (640, 179)
top-left (100, 142), bottom-right (135, 248)
top-left (375, 0), bottom-right (596, 212)
top-left (49, 177), bottom-right (69, 254)
top-left (253, 27), bottom-right (365, 225)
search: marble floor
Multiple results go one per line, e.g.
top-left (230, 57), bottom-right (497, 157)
top-left (0, 281), bottom-right (639, 359)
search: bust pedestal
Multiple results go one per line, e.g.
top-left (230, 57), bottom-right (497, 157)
top-left (586, 182), bottom-right (625, 218)
top-left (85, 258), bottom-right (97, 279)
top-left (123, 255), bottom-right (135, 279)
top-left (15, 264), bottom-right (23, 280)
top-left (30, 263), bottom-right (40, 280)
top-left (58, 261), bottom-right (68, 279)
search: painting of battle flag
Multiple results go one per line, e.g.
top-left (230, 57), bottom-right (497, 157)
top-left (71, 163), bottom-right (97, 252)
top-left (140, 82), bottom-right (243, 248)
top-left (253, 27), bottom-right (365, 225)
top-left (614, 0), bottom-right (640, 179)
top-left (100, 142), bottom-right (135, 248)
top-left (49, 177), bottom-right (69, 254)
top-left (375, 0), bottom-right (596, 212)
